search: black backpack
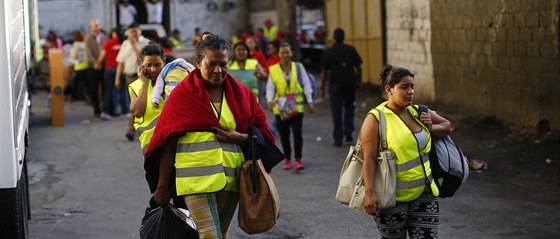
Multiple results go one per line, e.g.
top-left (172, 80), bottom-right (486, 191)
top-left (416, 105), bottom-right (469, 197)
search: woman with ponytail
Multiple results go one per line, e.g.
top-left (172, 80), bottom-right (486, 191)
top-left (360, 64), bottom-right (451, 238)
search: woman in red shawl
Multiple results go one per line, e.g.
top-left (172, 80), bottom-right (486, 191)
top-left (145, 33), bottom-right (274, 238)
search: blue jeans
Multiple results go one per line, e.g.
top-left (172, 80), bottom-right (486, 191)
top-left (113, 71), bottom-right (131, 115)
top-left (329, 84), bottom-right (356, 145)
top-left (103, 67), bottom-right (119, 114)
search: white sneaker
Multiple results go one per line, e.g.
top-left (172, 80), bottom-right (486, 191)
top-left (100, 112), bottom-right (112, 121)
top-left (126, 113), bottom-right (132, 118)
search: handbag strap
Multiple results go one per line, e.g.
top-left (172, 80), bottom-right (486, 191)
top-left (250, 135), bottom-right (258, 193)
top-left (374, 108), bottom-right (388, 150)
top-left (354, 108), bottom-right (388, 153)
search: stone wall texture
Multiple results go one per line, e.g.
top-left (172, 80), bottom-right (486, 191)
top-left (431, 0), bottom-right (559, 130)
top-left (386, 0), bottom-right (559, 130)
top-left (385, 0), bottom-right (435, 102)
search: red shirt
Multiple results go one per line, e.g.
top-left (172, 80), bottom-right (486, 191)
top-left (251, 50), bottom-right (266, 68)
top-left (264, 55), bottom-right (280, 74)
top-left (103, 38), bottom-right (121, 68)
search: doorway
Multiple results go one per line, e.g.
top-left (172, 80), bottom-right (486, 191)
top-left (116, 0), bottom-right (171, 34)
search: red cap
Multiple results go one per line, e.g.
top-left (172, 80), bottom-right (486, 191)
top-left (264, 18), bottom-right (273, 25)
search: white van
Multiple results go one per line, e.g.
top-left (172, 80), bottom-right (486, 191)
top-left (0, 0), bottom-right (38, 238)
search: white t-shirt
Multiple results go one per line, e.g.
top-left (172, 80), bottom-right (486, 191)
top-left (119, 4), bottom-right (137, 27)
top-left (116, 36), bottom-right (149, 74)
top-left (146, 1), bottom-right (163, 24)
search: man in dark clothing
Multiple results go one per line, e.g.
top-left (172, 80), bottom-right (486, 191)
top-left (320, 28), bottom-right (362, 146)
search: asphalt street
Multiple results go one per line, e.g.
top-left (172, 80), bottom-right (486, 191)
top-left (27, 90), bottom-right (560, 239)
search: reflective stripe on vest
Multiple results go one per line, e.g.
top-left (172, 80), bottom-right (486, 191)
top-left (174, 96), bottom-right (245, 195)
top-left (370, 103), bottom-right (439, 201)
top-left (269, 62), bottom-right (305, 115)
top-left (128, 79), bottom-right (163, 151)
top-left (177, 140), bottom-right (242, 153)
top-left (176, 164), bottom-right (240, 178)
top-left (229, 59), bottom-right (259, 95)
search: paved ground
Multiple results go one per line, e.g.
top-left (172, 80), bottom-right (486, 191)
top-left (26, 88), bottom-right (559, 239)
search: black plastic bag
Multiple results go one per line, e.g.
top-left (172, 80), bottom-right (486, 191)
top-left (140, 203), bottom-right (199, 239)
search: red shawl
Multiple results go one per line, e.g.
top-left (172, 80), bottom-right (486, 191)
top-left (144, 69), bottom-right (274, 161)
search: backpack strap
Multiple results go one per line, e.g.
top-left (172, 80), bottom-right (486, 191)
top-left (296, 62), bottom-right (305, 89)
top-left (295, 62), bottom-right (310, 103)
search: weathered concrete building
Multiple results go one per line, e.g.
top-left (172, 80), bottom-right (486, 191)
top-left (38, 0), bottom-right (560, 131)
top-left (385, 0), bottom-right (559, 131)
top-left (431, 0), bottom-right (559, 131)
top-left (37, 0), bottom-right (248, 41)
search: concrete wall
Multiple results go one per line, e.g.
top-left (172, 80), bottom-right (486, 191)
top-left (385, 0), bottom-right (435, 102)
top-left (248, 0), bottom-right (283, 33)
top-left (431, 0), bottom-right (560, 130)
top-left (37, 0), bottom-right (247, 42)
top-left (38, 0), bottom-right (106, 40)
top-left (171, 0), bottom-right (247, 41)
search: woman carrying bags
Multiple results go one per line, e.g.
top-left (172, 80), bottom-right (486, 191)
top-left (266, 42), bottom-right (314, 170)
top-left (360, 64), bottom-right (451, 238)
top-left (145, 33), bottom-right (274, 239)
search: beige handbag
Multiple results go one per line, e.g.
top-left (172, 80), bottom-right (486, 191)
top-left (335, 108), bottom-right (396, 211)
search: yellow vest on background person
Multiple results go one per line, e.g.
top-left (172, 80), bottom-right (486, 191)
top-left (128, 79), bottom-right (164, 154)
top-left (229, 59), bottom-right (259, 95)
top-left (74, 61), bottom-right (89, 72)
top-left (264, 26), bottom-right (279, 41)
top-left (169, 37), bottom-right (184, 49)
top-left (231, 35), bottom-right (240, 45)
top-left (229, 59), bottom-right (258, 70)
top-left (174, 96), bottom-right (245, 196)
top-left (370, 102), bottom-right (439, 202)
top-left (269, 62), bottom-right (305, 115)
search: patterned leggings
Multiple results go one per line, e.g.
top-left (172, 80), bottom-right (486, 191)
top-left (184, 191), bottom-right (239, 239)
top-left (374, 192), bottom-right (439, 239)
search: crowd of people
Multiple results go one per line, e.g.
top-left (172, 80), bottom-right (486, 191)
top-left (37, 11), bottom-right (451, 237)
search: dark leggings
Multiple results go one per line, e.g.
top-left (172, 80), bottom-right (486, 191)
top-left (276, 114), bottom-right (303, 160)
top-left (87, 68), bottom-right (103, 115)
top-left (374, 191), bottom-right (439, 239)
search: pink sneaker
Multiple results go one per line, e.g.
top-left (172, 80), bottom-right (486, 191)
top-left (295, 159), bottom-right (304, 170)
top-left (283, 159), bottom-right (292, 170)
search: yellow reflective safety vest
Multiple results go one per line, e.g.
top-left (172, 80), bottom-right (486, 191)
top-left (370, 102), bottom-right (439, 201)
top-left (264, 26), bottom-right (279, 41)
top-left (229, 59), bottom-right (259, 95)
top-left (74, 61), bottom-right (89, 71)
top-left (269, 62), bottom-right (305, 115)
top-left (175, 96), bottom-right (245, 195)
top-left (128, 79), bottom-right (164, 154)
top-left (169, 37), bottom-right (184, 49)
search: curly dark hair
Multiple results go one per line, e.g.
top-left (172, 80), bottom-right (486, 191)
top-left (140, 42), bottom-right (164, 61)
top-left (195, 32), bottom-right (230, 61)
